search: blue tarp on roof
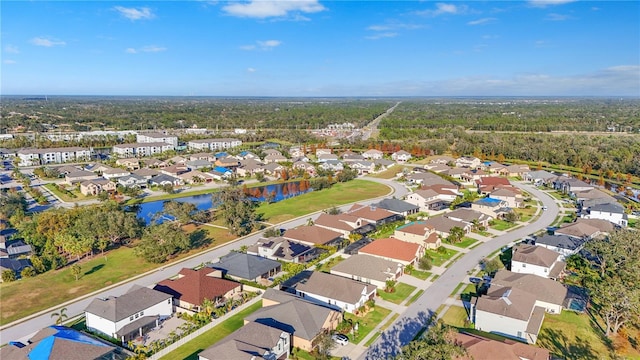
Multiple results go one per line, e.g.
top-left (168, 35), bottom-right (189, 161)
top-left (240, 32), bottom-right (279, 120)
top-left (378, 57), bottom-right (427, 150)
top-left (474, 197), bottom-right (502, 206)
top-left (29, 326), bottom-right (110, 360)
top-left (213, 166), bottom-right (231, 174)
top-left (214, 152), bottom-right (228, 158)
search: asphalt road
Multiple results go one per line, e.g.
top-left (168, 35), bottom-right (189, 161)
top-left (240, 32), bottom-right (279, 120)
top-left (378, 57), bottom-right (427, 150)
top-left (362, 182), bottom-right (559, 359)
top-left (0, 178), bottom-right (408, 345)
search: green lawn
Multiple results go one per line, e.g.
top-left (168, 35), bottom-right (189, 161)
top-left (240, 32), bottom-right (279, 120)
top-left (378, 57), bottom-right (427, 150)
top-left (490, 219), bottom-right (517, 231)
top-left (450, 237), bottom-right (478, 249)
top-left (364, 313), bottom-right (401, 346)
top-left (378, 283), bottom-right (416, 304)
top-left (316, 256), bottom-right (345, 273)
top-left (441, 306), bottom-right (470, 328)
top-left (425, 248), bottom-right (459, 267)
top-left (473, 229), bottom-right (493, 237)
top-left (43, 183), bottom-right (86, 202)
top-left (406, 290), bottom-right (424, 306)
top-left (257, 180), bottom-right (390, 223)
top-left (515, 206), bottom-right (537, 222)
top-left (458, 283), bottom-right (478, 302)
top-left (408, 269), bottom-right (431, 280)
top-left (344, 306), bottom-right (392, 344)
top-left (159, 302), bottom-right (262, 360)
top-left (367, 165), bottom-right (406, 179)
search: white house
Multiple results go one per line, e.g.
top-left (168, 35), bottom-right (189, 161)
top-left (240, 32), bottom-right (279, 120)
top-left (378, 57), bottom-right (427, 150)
top-left (187, 138), bottom-right (242, 151)
top-left (330, 254), bottom-right (403, 289)
top-left (362, 149), bottom-right (383, 160)
top-left (16, 147), bottom-right (92, 167)
top-left (582, 203), bottom-right (628, 227)
top-left (511, 244), bottom-right (565, 280)
top-left (136, 132), bottom-right (178, 148)
top-left (391, 150), bottom-right (412, 163)
top-left (295, 271), bottom-right (376, 314)
top-left (456, 156), bottom-right (482, 169)
top-left (535, 234), bottom-right (585, 260)
top-left (85, 286), bottom-right (173, 343)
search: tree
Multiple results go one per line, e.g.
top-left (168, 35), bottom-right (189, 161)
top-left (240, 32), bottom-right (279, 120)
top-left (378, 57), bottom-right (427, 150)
top-left (71, 263), bottom-right (82, 281)
top-left (21, 266), bottom-right (36, 278)
top-left (325, 206), bottom-right (342, 215)
top-left (2, 269), bottom-right (16, 282)
top-left (583, 230), bottom-right (640, 336)
top-left (315, 332), bottom-right (337, 360)
top-left (447, 227), bottom-right (465, 244)
top-left (418, 256), bottom-right (432, 271)
top-left (481, 257), bottom-right (502, 276)
top-left (385, 279), bottom-right (397, 293)
top-left (51, 307), bottom-right (68, 325)
top-left (213, 187), bottom-right (257, 236)
top-left (504, 210), bottom-right (520, 223)
top-left (162, 200), bottom-right (199, 226)
top-left (394, 319), bottom-right (467, 360)
top-left (134, 222), bottom-right (190, 263)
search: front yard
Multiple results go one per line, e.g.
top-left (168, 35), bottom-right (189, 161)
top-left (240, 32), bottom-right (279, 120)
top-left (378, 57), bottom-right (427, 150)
top-left (449, 237), bottom-right (478, 249)
top-left (489, 219), bottom-right (517, 231)
top-left (425, 248), bottom-right (459, 267)
top-left (441, 305), bottom-right (470, 328)
top-left (344, 306), bottom-right (392, 344)
top-left (377, 283), bottom-right (416, 304)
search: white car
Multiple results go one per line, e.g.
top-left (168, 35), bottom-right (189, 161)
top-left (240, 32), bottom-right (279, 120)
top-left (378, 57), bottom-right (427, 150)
top-left (332, 333), bottom-right (349, 346)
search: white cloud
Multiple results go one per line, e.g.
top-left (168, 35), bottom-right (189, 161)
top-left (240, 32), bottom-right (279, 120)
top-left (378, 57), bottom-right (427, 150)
top-left (467, 17), bottom-right (497, 26)
top-left (222, 0), bottom-right (326, 19)
top-left (247, 67), bottom-right (257, 73)
top-left (365, 32), bottom-right (398, 40)
top-left (528, 0), bottom-right (577, 7)
top-left (3, 59), bottom-right (17, 64)
top-left (241, 40), bottom-right (282, 51)
top-left (30, 37), bottom-right (66, 47)
top-left (418, 3), bottom-right (468, 17)
top-left (5, 45), bottom-right (20, 54)
top-left (125, 45), bottom-right (167, 54)
top-left (545, 13), bottom-right (570, 21)
top-left (114, 6), bottom-right (155, 20)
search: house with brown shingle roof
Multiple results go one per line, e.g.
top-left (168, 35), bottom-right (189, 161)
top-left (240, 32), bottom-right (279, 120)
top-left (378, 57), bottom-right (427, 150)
top-left (346, 203), bottom-right (402, 226)
top-left (476, 176), bottom-right (512, 194)
top-left (422, 216), bottom-right (471, 238)
top-left (283, 225), bottom-right (344, 247)
top-left (153, 268), bottom-right (241, 311)
top-left (330, 254), bottom-right (403, 289)
top-left (554, 221), bottom-right (601, 240)
top-left (490, 187), bottom-right (523, 208)
top-left (295, 271), bottom-right (376, 314)
top-left (313, 213), bottom-right (375, 237)
top-left (444, 208), bottom-right (492, 228)
top-left (454, 332), bottom-right (551, 360)
top-left (492, 270), bottom-right (567, 314)
top-left (511, 244), bottom-right (565, 280)
top-left (392, 221), bottom-right (441, 250)
top-left (358, 238), bottom-right (424, 265)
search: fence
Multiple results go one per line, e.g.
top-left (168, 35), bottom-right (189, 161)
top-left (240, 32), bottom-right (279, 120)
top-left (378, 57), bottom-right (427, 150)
top-left (150, 295), bottom-right (262, 359)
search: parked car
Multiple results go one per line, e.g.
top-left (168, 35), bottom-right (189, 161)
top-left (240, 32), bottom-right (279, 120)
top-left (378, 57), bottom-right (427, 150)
top-left (332, 333), bottom-right (349, 346)
top-left (469, 277), bottom-right (482, 284)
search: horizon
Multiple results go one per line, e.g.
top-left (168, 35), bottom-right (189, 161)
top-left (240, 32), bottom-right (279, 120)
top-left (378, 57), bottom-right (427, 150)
top-left (2, 1), bottom-right (639, 97)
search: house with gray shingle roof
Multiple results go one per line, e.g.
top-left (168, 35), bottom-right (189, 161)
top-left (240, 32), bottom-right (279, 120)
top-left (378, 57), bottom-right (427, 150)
top-left (511, 244), bottom-right (565, 280)
top-left (247, 237), bottom-right (315, 263)
top-left (330, 254), bottom-right (403, 289)
top-left (375, 198), bottom-right (419, 217)
top-left (295, 271), bottom-right (376, 314)
top-left (245, 289), bottom-right (342, 352)
top-left (198, 321), bottom-right (290, 360)
top-left (209, 252), bottom-right (281, 283)
top-left (84, 285), bottom-right (173, 343)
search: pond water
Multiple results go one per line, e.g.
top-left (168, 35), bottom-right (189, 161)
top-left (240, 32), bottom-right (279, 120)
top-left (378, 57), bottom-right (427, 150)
top-left (136, 181), bottom-right (311, 224)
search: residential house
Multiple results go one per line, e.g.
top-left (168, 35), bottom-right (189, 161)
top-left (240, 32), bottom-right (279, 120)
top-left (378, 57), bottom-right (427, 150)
top-left (341, 153), bottom-right (365, 163)
top-left (474, 270), bottom-right (567, 344)
top-left (187, 138), bottom-right (242, 151)
top-left (188, 152), bottom-right (216, 162)
top-left (236, 159), bottom-right (266, 177)
top-left (295, 271), bottom-right (376, 314)
top-left (511, 244), bottom-right (565, 280)
top-left (423, 163), bottom-right (451, 173)
top-left (136, 132), bottom-right (178, 148)
top-left (444, 208), bottom-right (492, 228)
top-left (430, 155), bottom-right (456, 165)
top-left (237, 150), bottom-right (261, 161)
top-left (346, 203), bottom-right (402, 226)
top-left (315, 148), bottom-right (332, 157)
top-left (293, 161), bottom-right (316, 177)
top-left (117, 174), bottom-right (148, 188)
top-left (375, 198), bottom-right (419, 217)
top-left (84, 285), bottom-right (173, 343)
top-left (247, 237), bottom-right (315, 263)
top-left (523, 170), bottom-right (557, 186)
top-left (581, 202), bottom-right (628, 227)
top-left (209, 252), bottom-right (281, 283)
top-left (319, 160), bottom-right (344, 172)
top-left (153, 268), bottom-right (241, 311)
top-left (553, 177), bottom-right (594, 195)
top-left (209, 166), bottom-right (233, 180)
top-left (149, 174), bottom-right (183, 187)
top-left (186, 159), bottom-right (213, 170)
top-left (65, 170), bottom-right (99, 185)
top-left (263, 163), bottom-right (286, 177)
top-left (490, 188), bottom-right (524, 208)
top-left (160, 164), bottom-right (189, 177)
top-left (573, 188), bottom-right (614, 204)
top-left (85, 163), bottom-right (117, 175)
top-left (476, 177), bottom-right (512, 194)
top-left (246, 288), bottom-right (342, 352)
top-left (283, 225), bottom-right (344, 247)
top-left (288, 147), bottom-right (305, 158)
top-left (54, 164), bottom-right (82, 176)
top-left (167, 155), bottom-right (187, 165)
top-left (0, 326), bottom-right (121, 360)
top-left (317, 153), bottom-right (339, 163)
top-left (554, 221), bottom-right (601, 240)
top-left (453, 332), bottom-right (551, 360)
top-left (264, 153), bottom-right (288, 164)
top-left (143, 158), bottom-right (168, 168)
top-left (405, 189), bottom-right (451, 213)
top-left (16, 147), bottom-right (92, 167)
top-left (471, 197), bottom-right (510, 219)
top-left (421, 216), bottom-right (471, 238)
top-left (348, 161), bottom-right (375, 175)
top-left (391, 150), bottom-right (412, 163)
top-left (535, 234), bottom-right (585, 260)
top-left (112, 142), bottom-right (174, 158)
top-left (102, 168), bottom-right (130, 180)
top-left (198, 321), bottom-right (290, 360)
top-left (132, 168), bottom-right (160, 180)
top-left (574, 218), bottom-right (615, 234)
top-left (358, 238), bottom-right (424, 266)
top-left (330, 254), bottom-right (403, 289)
top-left (393, 221), bottom-right (441, 249)
top-left (0, 258), bottom-right (33, 281)
top-left (461, 169), bottom-right (490, 183)
top-left (445, 167), bottom-right (468, 180)
top-left (456, 156), bottom-right (482, 169)
top-left (372, 158), bottom-right (395, 169)
top-left (484, 162), bottom-right (508, 175)
top-left (362, 149), bottom-right (383, 160)
top-left (179, 170), bottom-right (216, 184)
top-left (505, 164), bottom-right (530, 177)
top-left (80, 179), bottom-right (117, 196)
top-left (313, 213), bottom-right (375, 238)
top-left (406, 172), bottom-right (453, 187)
top-left (214, 156), bottom-right (240, 169)
top-left (115, 158), bottom-right (141, 170)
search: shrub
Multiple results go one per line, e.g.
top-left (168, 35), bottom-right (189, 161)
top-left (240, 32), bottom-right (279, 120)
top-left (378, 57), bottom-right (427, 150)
top-left (418, 256), bottom-right (432, 270)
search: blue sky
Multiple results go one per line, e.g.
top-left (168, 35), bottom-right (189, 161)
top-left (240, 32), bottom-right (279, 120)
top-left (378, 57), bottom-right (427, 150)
top-left (2, 1), bottom-right (639, 96)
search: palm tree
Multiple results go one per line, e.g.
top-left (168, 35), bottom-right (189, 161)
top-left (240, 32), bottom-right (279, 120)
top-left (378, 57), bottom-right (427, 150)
top-left (51, 307), bottom-right (68, 325)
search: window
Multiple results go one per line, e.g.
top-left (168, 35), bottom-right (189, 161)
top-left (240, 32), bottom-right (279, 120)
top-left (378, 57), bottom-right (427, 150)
top-left (135, 313), bottom-right (139, 319)
top-left (522, 264), bottom-right (526, 267)
top-left (517, 331), bottom-right (523, 338)
top-left (140, 311), bottom-right (144, 316)
top-left (129, 316), bottom-right (134, 321)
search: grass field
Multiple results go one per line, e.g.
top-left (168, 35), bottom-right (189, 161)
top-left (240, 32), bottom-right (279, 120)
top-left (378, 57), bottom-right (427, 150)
top-left (367, 165), bottom-right (407, 179)
top-left (159, 302), bottom-right (262, 360)
top-left (43, 183), bottom-right (87, 202)
top-left (441, 306), bottom-right (470, 328)
top-left (490, 219), bottom-right (517, 231)
top-left (378, 283), bottom-right (416, 304)
top-left (408, 269), bottom-right (431, 280)
top-left (449, 237), bottom-right (478, 249)
top-left (425, 248), bottom-right (459, 267)
top-left (515, 205), bottom-right (537, 222)
top-left (344, 306), bottom-right (392, 344)
top-left (257, 179), bottom-right (390, 223)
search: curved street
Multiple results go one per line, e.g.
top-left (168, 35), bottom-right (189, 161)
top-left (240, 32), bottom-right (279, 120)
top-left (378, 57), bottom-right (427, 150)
top-left (0, 178), bottom-right (407, 345)
top-left (362, 182), bottom-right (560, 359)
